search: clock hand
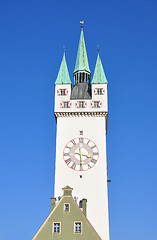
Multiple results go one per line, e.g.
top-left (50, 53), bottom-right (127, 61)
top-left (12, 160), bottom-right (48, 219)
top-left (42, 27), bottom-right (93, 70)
top-left (85, 154), bottom-right (92, 158)
top-left (79, 147), bottom-right (83, 165)
top-left (74, 151), bottom-right (92, 158)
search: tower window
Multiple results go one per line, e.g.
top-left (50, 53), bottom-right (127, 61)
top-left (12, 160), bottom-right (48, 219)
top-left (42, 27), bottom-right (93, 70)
top-left (79, 101), bottom-right (84, 108)
top-left (94, 101), bottom-right (99, 108)
top-left (75, 222), bottom-right (82, 233)
top-left (60, 101), bottom-right (72, 108)
top-left (60, 89), bottom-right (66, 95)
top-left (97, 88), bottom-right (102, 95)
top-left (64, 102), bottom-right (69, 108)
top-left (57, 89), bottom-right (68, 96)
top-left (64, 203), bottom-right (70, 212)
top-left (79, 130), bottom-right (83, 135)
top-left (53, 223), bottom-right (61, 234)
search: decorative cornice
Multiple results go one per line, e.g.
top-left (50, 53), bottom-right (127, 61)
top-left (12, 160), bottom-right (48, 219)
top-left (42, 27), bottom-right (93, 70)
top-left (54, 112), bottom-right (108, 118)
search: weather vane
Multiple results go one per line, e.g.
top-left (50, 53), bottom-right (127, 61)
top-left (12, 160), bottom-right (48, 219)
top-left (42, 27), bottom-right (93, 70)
top-left (80, 21), bottom-right (84, 28)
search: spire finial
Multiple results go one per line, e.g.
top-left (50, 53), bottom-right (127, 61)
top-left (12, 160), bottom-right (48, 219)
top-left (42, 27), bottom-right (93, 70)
top-left (63, 45), bottom-right (65, 52)
top-left (80, 20), bottom-right (84, 28)
top-left (97, 44), bottom-right (100, 52)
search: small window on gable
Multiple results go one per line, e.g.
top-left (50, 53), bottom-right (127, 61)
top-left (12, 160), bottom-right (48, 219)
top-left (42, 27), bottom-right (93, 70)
top-left (97, 88), bottom-right (103, 95)
top-left (53, 223), bottom-right (61, 234)
top-left (75, 222), bottom-right (82, 233)
top-left (64, 203), bottom-right (70, 212)
top-left (60, 89), bottom-right (66, 96)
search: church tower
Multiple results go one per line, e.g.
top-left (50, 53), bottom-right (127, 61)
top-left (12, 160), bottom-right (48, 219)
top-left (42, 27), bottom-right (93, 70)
top-left (54, 25), bottom-right (109, 240)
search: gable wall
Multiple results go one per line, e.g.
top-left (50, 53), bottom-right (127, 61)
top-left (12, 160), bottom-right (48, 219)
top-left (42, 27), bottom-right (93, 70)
top-left (33, 196), bottom-right (101, 240)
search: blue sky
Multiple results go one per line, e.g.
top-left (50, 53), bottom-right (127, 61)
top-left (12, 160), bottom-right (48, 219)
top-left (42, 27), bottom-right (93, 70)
top-left (0, 0), bottom-right (157, 239)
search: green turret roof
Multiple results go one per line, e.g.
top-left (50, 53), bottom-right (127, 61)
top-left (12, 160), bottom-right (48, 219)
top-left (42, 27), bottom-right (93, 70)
top-left (74, 27), bottom-right (90, 73)
top-left (92, 52), bottom-right (108, 84)
top-left (55, 52), bottom-right (71, 84)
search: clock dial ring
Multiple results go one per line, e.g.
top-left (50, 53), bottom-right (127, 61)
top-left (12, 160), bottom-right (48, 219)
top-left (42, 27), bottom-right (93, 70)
top-left (63, 137), bottom-right (99, 171)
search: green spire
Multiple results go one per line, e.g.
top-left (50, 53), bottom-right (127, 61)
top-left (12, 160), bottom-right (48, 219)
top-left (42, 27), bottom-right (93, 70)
top-left (55, 51), bottom-right (71, 84)
top-left (74, 27), bottom-right (90, 73)
top-left (92, 52), bottom-right (108, 84)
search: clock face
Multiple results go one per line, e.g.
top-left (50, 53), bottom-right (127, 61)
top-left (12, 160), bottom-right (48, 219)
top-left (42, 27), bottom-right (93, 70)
top-left (63, 137), bottom-right (99, 171)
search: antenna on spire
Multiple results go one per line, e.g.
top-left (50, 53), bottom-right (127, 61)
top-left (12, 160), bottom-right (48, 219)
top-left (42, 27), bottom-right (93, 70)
top-left (80, 20), bottom-right (84, 28)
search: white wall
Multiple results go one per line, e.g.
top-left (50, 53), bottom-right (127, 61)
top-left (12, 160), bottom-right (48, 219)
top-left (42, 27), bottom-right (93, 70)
top-left (54, 83), bottom-right (109, 240)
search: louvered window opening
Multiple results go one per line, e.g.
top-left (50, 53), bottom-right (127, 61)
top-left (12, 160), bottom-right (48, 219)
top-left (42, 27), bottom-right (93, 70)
top-left (74, 72), bottom-right (90, 85)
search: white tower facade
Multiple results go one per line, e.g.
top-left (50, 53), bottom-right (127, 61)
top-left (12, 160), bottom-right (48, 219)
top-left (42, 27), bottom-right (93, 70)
top-left (54, 26), bottom-right (109, 240)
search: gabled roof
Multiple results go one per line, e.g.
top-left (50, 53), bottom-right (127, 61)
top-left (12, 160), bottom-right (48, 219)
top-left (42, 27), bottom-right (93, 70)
top-left (32, 190), bottom-right (101, 240)
top-left (74, 27), bottom-right (90, 73)
top-left (55, 51), bottom-right (71, 84)
top-left (92, 52), bottom-right (108, 84)
top-left (62, 185), bottom-right (73, 190)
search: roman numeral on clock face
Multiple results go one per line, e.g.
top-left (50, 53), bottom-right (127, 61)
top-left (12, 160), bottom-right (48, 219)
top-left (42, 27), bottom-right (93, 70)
top-left (79, 138), bottom-right (84, 143)
top-left (64, 152), bottom-right (69, 156)
top-left (66, 145), bottom-right (71, 149)
top-left (91, 158), bottom-right (97, 164)
top-left (88, 164), bottom-right (91, 169)
top-left (80, 165), bottom-right (83, 171)
top-left (65, 159), bottom-right (71, 165)
top-left (91, 145), bottom-right (96, 149)
top-left (71, 163), bottom-right (76, 170)
top-left (71, 140), bottom-right (76, 145)
top-left (93, 152), bottom-right (98, 156)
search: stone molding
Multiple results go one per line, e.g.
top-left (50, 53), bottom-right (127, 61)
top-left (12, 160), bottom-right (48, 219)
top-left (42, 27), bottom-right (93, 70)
top-left (54, 112), bottom-right (108, 118)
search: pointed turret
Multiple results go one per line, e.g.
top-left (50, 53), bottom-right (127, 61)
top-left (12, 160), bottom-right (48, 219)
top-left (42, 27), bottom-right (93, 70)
top-left (73, 26), bottom-right (91, 85)
top-left (92, 52), bottom-right (108, 84)
top-left (55, 51), bottom-right (71, 84)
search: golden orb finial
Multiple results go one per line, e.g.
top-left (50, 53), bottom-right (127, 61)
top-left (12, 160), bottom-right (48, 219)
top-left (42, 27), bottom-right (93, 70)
top-left (80, 21), bottom-right (84, 28)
